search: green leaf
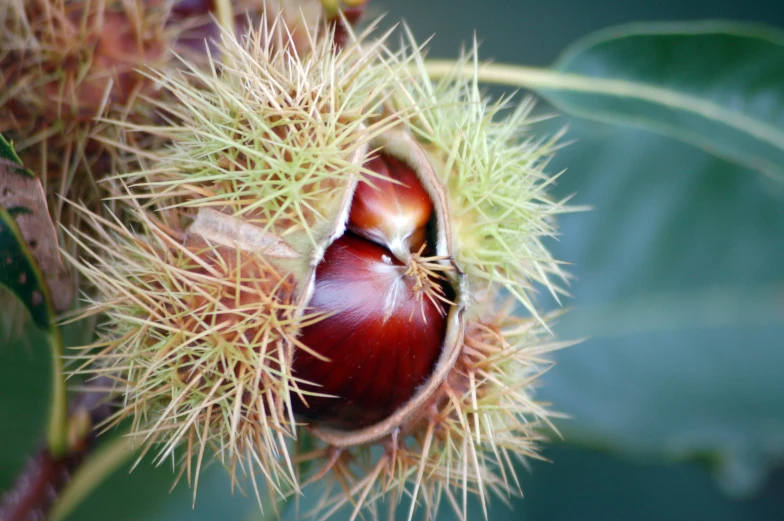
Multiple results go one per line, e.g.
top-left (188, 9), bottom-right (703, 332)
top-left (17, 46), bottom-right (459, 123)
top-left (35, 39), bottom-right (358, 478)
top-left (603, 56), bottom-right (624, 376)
top-left (0, 295), bottom-right (59, 489)
top-left (432, 446), bottom-right (784, 521)
top-left (0, 208), bottom-right (67, 459)
top-left (538, 118), bottom-right (784, 494)
top-left (547, 21), bottom-right (784, 178)
top-left (0, 303), bottom-right (89, 494)
top-left (425, 21), bottom-right (784, 178)
top-left (0, 134), bottom-right (68, 457)
top-left (0, 208), bottom-right (53, 329)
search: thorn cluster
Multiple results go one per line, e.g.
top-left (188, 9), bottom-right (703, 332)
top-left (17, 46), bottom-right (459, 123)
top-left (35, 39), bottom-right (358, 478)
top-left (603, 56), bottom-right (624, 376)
top-left (113, 17), bottom-right (410, 253)
top-left (59, 10), bottom-right (575, 521)
top-left (395, 35), bottom-right (576, 321)
top-left (0, 0), bottom-right (280, 258)
top-left (301, 310), bottom-right (572, 521)
top-left (62, 200), bottom-right (319, 502)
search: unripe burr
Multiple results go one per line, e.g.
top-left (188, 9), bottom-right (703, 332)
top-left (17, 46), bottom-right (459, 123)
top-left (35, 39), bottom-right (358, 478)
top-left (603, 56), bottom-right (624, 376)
top-left (61, 13), bottom-right (571, 521)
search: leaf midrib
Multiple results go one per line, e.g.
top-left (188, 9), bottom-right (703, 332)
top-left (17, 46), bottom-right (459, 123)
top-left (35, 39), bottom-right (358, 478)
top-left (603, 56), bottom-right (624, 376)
top-left (423, 61), bottom-right (784, 155)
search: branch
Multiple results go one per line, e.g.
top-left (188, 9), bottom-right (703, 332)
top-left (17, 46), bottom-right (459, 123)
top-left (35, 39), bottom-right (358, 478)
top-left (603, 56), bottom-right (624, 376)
top-left (0, 378), bottom-right (117, 521)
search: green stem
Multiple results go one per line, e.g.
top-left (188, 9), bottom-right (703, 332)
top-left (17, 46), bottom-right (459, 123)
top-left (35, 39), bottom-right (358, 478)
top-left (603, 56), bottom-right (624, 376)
top-left (48, 436), bottom-right (136, 521)
top-left (48, 328), bottom-right (68, 457)
top-left (423, 60), bottom-right (581, 91)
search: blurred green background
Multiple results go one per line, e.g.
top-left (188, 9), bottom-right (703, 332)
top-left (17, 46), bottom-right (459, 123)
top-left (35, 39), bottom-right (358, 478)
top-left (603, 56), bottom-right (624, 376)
top-left (3, 0), bottom-right (784, 520)
top-left (385, 0), bottom-right (784, 65)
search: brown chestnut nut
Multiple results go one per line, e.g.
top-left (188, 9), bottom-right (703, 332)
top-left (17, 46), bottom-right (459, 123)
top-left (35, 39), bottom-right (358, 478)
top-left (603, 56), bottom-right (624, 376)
top-left (292, 233), bottom-right (448, 429)
top-left (348, 152), bottom-right (434, 260)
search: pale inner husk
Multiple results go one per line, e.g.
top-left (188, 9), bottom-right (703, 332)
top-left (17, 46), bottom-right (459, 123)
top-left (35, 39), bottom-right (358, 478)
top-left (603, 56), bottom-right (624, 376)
top-left (308, 129), bottom-right (467, 447)
top-left (183, 129), bottom-right (466, 448)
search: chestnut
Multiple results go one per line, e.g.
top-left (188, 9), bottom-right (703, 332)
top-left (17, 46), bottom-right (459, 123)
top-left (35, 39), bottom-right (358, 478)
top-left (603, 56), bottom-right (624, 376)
top-left (348, 152), bottom-right (434, 260)
top-left (292, 233), bottom-right (448, 429)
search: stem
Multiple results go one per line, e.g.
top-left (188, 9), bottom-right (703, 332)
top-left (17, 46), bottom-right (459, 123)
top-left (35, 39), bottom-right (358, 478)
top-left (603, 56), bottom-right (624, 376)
top-left (423, 60), bottom-right (580, 91)
top-left (0, 379), bottom-right (118, 521)
top-left (0, 447), bottom-right (83, 521)
top-left (214, 0), bottom-right (234, 38)
top-left (48, 437), bottom-right (136, 521)
top-left (47, 328), bottom-right (68, 458)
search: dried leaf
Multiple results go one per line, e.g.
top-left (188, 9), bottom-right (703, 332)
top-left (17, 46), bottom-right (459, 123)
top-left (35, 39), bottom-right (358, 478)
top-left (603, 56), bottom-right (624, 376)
top-left (0, 137), bottom-right (73, 312)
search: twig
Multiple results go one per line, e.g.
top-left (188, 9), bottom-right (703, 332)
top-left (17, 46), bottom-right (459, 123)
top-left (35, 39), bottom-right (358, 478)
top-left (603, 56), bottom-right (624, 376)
top-left (0, 378), bottom-right (118, 521)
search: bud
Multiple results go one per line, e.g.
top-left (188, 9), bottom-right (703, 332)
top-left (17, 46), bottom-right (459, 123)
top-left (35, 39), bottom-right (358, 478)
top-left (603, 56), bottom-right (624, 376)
top-left (64, 9), bottom-right (572, 520)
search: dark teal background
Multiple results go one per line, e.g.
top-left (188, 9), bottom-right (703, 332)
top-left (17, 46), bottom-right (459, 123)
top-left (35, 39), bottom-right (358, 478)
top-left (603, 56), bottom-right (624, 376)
top-left (386, 0), bottom-right (784, 64)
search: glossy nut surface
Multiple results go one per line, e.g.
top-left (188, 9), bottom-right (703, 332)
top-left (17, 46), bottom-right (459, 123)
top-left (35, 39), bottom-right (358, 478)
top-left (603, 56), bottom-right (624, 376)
top-left (292, 233), bottom-right (448, 429)
top-left (349, 152), bottom-right (433, 258)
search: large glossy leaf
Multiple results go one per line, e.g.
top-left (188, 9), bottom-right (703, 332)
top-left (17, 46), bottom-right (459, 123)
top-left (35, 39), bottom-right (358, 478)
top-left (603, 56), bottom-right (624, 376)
top-left (518, 446), bottom-right (784, 521)
top-left (426, 21), bottom-right (784, 178)
top-left (536, 118), bottom-right (784, 494)
top-left (547, 21), bottom-right (784, 178)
